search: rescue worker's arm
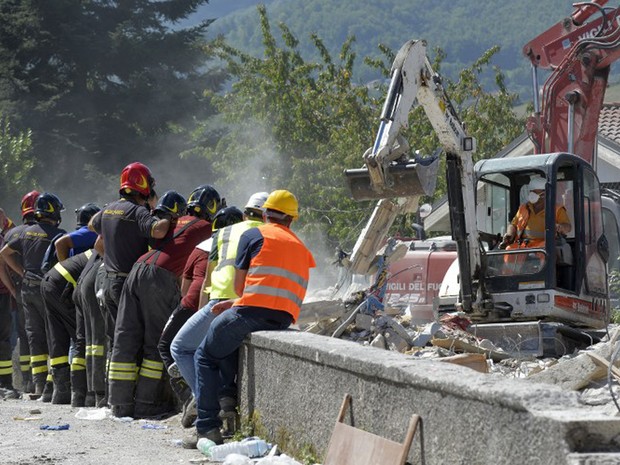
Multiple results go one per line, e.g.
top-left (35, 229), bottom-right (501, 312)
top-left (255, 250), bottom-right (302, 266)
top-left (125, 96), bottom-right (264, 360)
top-left (94, 235), bottom-right (104, 256)
top-left (88, 211), bottom-right (102, 233)
top-left (150, 218), bottom-right (170, 239)
top-left (502, 224), bottom-right (517, 245)
top-left (55, 234), bottom-right (74, 262)
top-left (234, 269), bottom-right (247, 297)
top-left (0, 256), bottom-right (16, 298)
top-left (0, 245), bottom-right (23, 278)
top-left (198, 260), bottom-right (216, 309)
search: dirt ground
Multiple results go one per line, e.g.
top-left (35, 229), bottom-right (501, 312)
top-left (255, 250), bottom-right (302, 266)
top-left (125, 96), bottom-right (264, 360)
top-left (0, 396), bottom-right (211, 465)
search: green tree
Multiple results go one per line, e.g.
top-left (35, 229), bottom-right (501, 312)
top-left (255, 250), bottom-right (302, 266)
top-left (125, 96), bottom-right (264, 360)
top-left (0, 117), bottom-right (34, 220)
top-left (198, 6), bottom-right (524, 249)
top-left (0, 0), bottom-right (226, 205)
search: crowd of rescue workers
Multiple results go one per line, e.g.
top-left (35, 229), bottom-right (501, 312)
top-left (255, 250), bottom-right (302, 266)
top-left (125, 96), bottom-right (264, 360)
top-left (0, 161), bottom-right (316, 448)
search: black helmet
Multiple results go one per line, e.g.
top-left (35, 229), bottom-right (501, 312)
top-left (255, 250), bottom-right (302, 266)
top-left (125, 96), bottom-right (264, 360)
top-left (212, 206), bottom-right (243, 231)
top-left (154, 190), bottom-right (187, 218)
top-left (187, 184), bottom-right (222, 220)
top-left (35, 192), bottom-right (64, 223)
top-left (75, 203), bottom-right (101, 227)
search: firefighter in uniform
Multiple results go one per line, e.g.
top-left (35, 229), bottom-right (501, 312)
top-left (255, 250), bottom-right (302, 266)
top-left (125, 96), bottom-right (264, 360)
top-left (41, 250), bottom-right (93, 404)
top-left (185, 190), bottom-right (315, 448)
top-left (0, 210), bottom-right (16, 395)
top-left (0, 191), bottom-right (40, 392)
top-left (162, 205), bottom-right (243, 427)
top-left (55, 203), bottom-right (100, 261)
top-left (108, 190), bottom-right (216, 418)
top-left (89, 162), bottom-right (170, 396)
top-left (0, 193), bottom-right (66, 400)
top-left (78, 254), bottom-right (108, 407)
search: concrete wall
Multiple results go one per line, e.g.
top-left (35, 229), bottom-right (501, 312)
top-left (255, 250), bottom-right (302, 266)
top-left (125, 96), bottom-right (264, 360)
top-left (238, 330), bottom-right (620, 465)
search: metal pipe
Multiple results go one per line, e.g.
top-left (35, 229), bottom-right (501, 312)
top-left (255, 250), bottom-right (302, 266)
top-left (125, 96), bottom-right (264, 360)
top-left (531, 65), bottom-right (540, 114)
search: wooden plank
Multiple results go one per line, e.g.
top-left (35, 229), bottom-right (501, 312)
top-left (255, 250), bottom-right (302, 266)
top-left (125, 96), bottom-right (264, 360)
top-left (586, 352), bottom-right (620, 383)
top-left (431, 337), bottom-right (511, 362)
top-left (438, 353), bottom-right (489, 373)
top-left (323, 423), bottom-right (406, 465)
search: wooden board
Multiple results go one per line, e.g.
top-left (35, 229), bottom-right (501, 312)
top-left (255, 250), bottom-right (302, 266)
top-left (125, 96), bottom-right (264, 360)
top-left (323, 422), bottom-right (406, 465)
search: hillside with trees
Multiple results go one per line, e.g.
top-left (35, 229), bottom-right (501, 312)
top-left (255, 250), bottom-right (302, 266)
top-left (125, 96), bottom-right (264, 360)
top-left (204, 0), bottom-right (579, 98)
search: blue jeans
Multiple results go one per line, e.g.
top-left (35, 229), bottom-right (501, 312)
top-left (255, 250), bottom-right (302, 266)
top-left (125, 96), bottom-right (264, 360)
top-left (170, 299), bottom-right (219, 395)
top-left (194, 307), bottom-right (289, 433)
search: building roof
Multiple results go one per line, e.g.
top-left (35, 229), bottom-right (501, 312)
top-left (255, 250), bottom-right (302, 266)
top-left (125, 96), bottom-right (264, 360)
top-left (599, 103), bottom-right (620, 144)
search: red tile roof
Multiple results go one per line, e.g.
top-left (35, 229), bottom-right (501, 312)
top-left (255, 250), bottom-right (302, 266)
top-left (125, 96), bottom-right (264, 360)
top-left (599, 103), bottom-right (620, 144)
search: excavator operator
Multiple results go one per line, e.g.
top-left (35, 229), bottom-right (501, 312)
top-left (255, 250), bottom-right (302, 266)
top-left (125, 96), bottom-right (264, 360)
top-left (500, 175), bottom-right (572, 251)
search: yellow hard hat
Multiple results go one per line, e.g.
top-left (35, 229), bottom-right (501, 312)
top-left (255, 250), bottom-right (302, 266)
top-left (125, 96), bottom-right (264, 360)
top-left (262, 190), bottom-right (299, 219)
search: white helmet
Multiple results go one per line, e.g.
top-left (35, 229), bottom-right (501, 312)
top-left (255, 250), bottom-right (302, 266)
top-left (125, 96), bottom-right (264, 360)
top-left (528, 176), bottom-right (546, 191)
top-left (244, 192), bottom-right (269, 213)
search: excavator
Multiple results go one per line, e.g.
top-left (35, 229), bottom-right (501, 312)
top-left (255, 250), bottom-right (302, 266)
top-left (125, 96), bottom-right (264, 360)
top-left (344, 0), bottom-right (620, 330)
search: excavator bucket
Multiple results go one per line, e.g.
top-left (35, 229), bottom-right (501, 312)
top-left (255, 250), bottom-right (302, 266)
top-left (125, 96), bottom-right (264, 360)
top-left (344, 156), bottom-right (440, 201)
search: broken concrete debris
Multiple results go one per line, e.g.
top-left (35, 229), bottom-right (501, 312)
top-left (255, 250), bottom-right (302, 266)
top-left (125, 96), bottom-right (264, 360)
top-left (300, 296), bottom-right (620, 413)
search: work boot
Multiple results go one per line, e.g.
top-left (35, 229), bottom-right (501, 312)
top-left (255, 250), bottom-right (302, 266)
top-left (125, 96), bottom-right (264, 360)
top-left (84, 391), bottom-right (96, 407)
top-left (111, 404), bottom-right (135, 418)
top-left (181, 395), bottom-right (197, 428)
top-left (167, 362), bottom-right (181, 379)
top-left (31, 381), bottom-right (45, 399)
top-left (169, 376), bottom-right (191, 406)
top-left (51, 366), bottom-right (71, 405)
top-left (134, 401), bottom-right (176, 420)
top-left (219, 396), bottom-right (238, 437)
top-left (95, 391), bottom-right (108, 408)
top-left (22, 371), bottom-right (34, 393)
top-left (41, 381), bottom-right (53, 403)
top-left (71, 391), bottom-right (86, 408)
top-left (182, 428), bottom-right (223, 449)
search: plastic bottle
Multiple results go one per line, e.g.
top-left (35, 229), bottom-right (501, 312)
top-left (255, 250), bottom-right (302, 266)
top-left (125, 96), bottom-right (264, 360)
top-left (197, 438), bottom-right (217, 457)
top-left (209, 437), bottom-right (271, 461)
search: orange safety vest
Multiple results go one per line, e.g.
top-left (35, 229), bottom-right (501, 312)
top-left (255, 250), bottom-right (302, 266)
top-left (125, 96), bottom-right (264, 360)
top-left (234, 223), bottom-right (315, 322)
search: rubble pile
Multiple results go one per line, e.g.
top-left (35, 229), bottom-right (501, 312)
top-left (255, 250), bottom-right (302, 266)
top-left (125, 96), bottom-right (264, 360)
top-left (300, 296), bottom-right (620, 415)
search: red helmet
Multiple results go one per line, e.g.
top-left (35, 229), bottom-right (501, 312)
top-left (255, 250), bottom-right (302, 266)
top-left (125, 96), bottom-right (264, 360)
top-left (21, 191), bottom-right (40, 218)
top-left (119, 162), bottom-right (154, 197)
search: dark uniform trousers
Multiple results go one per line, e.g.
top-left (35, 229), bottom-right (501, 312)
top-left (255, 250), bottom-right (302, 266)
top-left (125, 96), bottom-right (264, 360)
top-left (41, 276), bottom-right (76, 370)
top-left (13, 283), bottom-right (31, 381)
top-left (21, 277), bottom-right (49, 384)
top-left (108, 262), bottom-right (180, 409)
top-left (158, 304), bottom-right (194, 371)
top-left (75, 257), bottom-right (106, 395)
top-left (0, 293), bottom-right (13, 387)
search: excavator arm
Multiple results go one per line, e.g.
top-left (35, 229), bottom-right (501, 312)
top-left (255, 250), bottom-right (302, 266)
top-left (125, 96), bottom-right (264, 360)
top-left (523, 0), bottom-right (620, 164)
top-left (344, 40), bottom-right (488, 314)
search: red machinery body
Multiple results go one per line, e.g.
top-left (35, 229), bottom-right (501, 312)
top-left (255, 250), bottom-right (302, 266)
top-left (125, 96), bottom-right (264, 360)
top-left (385, 239), bottom-right (457, 321)
top-left (523, 0), bottom-right (620, 164)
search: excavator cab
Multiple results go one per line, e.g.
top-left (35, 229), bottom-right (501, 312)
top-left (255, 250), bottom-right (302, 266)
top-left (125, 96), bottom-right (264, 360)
top-left (474, 153), bottom-right (610, 328)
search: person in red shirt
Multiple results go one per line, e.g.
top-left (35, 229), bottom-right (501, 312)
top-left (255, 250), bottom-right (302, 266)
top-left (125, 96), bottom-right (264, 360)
top-left (109, 188), bottom-right (220, 419)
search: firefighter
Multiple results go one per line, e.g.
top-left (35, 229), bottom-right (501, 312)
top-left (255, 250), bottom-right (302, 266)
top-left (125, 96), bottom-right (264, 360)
top-left (0, 209), bottom-right (16, 395)
top-left (185, 190), bottom-right (315, 448)
top-left (89, 162), bottom-right (170, 385)
top-left (161, 205), bottom-right (244, 427)
top-left (72, 249), bottom-right (105, 407)
top-left (109, 189), bottom-right (216, 419)
top-left (172, 192), bottom-right (267, 429)
top-left (54, 203), bottom-right (100, 261)
top-left (0, 193), bottom-right (66, 400)
top-left (0, 191), bottom-right (40, 392)
top-left (41, 250), bottom-right (93, 404)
